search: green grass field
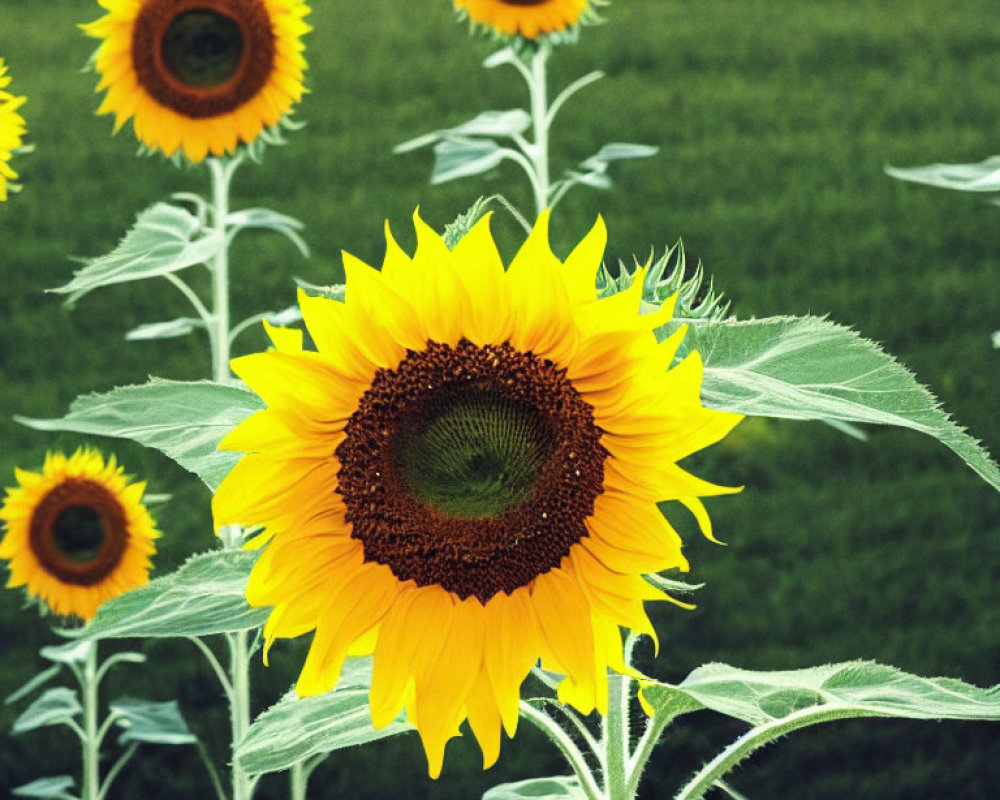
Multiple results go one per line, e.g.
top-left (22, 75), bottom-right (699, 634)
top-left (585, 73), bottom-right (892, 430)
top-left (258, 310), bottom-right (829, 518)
top-left (1, 1), bottom-right (998, 798)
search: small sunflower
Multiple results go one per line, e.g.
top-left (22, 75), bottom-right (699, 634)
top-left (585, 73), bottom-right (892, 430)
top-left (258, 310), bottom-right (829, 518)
top-left (0, 57), bottom-right (27, 202)
top-left (83, 0), bottom-right (311, 162)
top-left (454, 0), bottom-right (595, 40)
top-left (213, 210), bottom-right (742, 776)
top-left (0, 449), bottom-right (160, 622)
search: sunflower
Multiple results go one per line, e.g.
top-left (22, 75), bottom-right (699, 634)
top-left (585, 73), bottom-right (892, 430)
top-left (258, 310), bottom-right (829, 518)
top-left (0, 449), bottom-right (160, 622)
top-left (454, 0), bottom-right (594, 40)
top-left (0, 57), bottom-right (27, 202)
top-left (213, 210), bottom-right (742, 776)
top-left (83, 0), bottom-right (310, 162)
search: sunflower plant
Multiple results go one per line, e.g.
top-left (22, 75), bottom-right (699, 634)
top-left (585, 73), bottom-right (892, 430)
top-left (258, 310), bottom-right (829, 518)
top-left (397, 0), bottom-right (656, 221)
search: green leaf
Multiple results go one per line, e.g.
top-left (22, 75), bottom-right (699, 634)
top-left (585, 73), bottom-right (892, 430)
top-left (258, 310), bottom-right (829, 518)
top-left (644, 661), bottom-right (1000, 727)
top-left (226, 208), bottom-right (310, 258)
top-left (686, 316), bottom-right (1000, 492)
top-left (395, 110), bottom-right (531, 154)
top-left (482, 776), bottom-right (585, 800)
top-left (885, 155), bottom-right (1000, 192)
top-left (580, 142), bottom-right (659, 170)
top-left (17, 379), bottom-right (263, 490)
top-left (431, 138), bottom-right (510, 185)
top-left (12, 688), bottom-right (81, 734)
top-left (77, 550), bottom-right (267, 640)
top-left (5, 665), bottom-right (62, 706)
top-left (40, 639), bottom-right (93, 665)
top-left (12, 776), bottom-right (75, 799)
top-left (52, 203), bottom-right (224, 304)
top-left (237, 674), bottom-right (411, 775)
top-left (111, 698), bottom-right (198, 745)
top-left (125, 317), bottom-right (205, 342)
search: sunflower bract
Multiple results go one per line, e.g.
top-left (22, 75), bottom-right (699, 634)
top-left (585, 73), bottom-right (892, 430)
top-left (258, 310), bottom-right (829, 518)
top-left (0, 449), bottom-right (160, 622)
top-left (0, 57), bottom-right (27, 202)
top-left (213, 210), bottom-right (742, 777)
top-left (82, 0), bottom-right (311, 162)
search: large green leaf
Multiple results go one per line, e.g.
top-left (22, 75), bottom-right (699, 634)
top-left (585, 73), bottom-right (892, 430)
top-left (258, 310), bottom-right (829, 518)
top-left (643, 662), bottom-right (1000, 800)
top-left (483, 776), bottom-right (585, 800)
top-left (644, 661), bottom-right (1000, 726)
top-left (77, 550), bottom-right (266, 640)
top-left (18, 379), bottom-right (263, 490)
top-left (52, 202), bottom-right (224, 303)
top-left (11, 688), bottom-right (81, 734)
top-left (237, 662), bottom-right (411, 776)
top-left (686, 316), bottom-right (1000, 492)
top-left (111, 698), bottom-right (198, 745)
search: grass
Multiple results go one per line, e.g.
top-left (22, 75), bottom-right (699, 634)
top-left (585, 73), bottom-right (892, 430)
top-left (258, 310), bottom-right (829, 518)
top-left (1, 0), bottom-right (999, 797)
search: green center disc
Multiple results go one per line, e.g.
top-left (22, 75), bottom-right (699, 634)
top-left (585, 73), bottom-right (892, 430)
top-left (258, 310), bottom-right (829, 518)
top-left (161, 10), bottom-right (244, 89)
top-left (392, 389), bottom-right (554, 519)
top-left (51, 505), bottom-right (108, 564)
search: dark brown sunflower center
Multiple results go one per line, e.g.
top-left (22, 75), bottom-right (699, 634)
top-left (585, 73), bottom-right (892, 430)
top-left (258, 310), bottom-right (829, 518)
top-left (132, 0), bottom-right (276, 119)
top-left (336, 339), bottom-right (608, 604)
top-left (162, 10), bottom-right (244, 89)
top-left (29, 479), bottom-right (130, 587)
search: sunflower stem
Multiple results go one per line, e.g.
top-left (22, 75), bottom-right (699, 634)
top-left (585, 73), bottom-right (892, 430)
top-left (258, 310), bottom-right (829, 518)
top-left (525, 42), bottom-right (552, 216)
top-left (520, 700), bottom-right (604, 800)
top-left (228, 630), bottom-right (253, 800)
top-left (207, 154), bottom-right (243, 387)
top-left (80, 641), bottom-right (101, 800)
top-left (604, 674), bottom-right (633, 800)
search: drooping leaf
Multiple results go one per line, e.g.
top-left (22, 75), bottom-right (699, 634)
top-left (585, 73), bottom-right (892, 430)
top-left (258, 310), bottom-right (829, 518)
top-left (885, 155), bottom-right (1000, 192)
top-left (111, 698), bottom-right (198, 745)
top-left (237, 668), bottom-right (411, 776)
top-left (641, 661), bottom-right (1000, 727)
top-left (226, 208), bottom-right (310, 258)
top-left (5, 665), bottom-right (62, 707)
top-left (40, 639), bottom-right (94, 666)
top-left (125, 317), bottom-right (205, 342)
top-left (52, 203), bottom-right (224, 304)
top-left (18, 379), bottom-right (263, 490)
top-left (395, 110), bottom-right (531, 154)
top-left (12, 688), bottom-right (81, 734)
top-left (76, 550), bottom-right (266, 640)
top-left (11, 775), bottom-right (76, 799)
top-left (580, 142), bottom-right (659, 171)
top-left (685, 316), bottom-right (1000, 492)
top-left (482, 776), bottom-right (585, 800)
top-left (431, 138), bottom-right (511, 185)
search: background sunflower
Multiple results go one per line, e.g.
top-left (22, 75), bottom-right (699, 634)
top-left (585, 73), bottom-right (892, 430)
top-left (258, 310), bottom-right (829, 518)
top-left (1, 0), bottom-right (997, 797)
top-left (84, 0), bottom-right (310, 161)
top-left (0, 56), bottom-right (27, 201)
top-left (0, 448), bottom-right (159, 622)
top-left (453, 0), bottom-right (593, 40)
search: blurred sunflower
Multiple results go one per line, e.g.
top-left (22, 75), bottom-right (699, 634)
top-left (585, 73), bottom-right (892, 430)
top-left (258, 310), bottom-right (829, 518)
top-left (83, 0), bottom-right (310, 162)
top-left (454, 0), bottom-right (594, 39)
top-left (213, 210), bottom-right (741, 776)
top-left (0, 449), bottom-right (160, 622)
top-left (0, 57), bottom-right (27, 202)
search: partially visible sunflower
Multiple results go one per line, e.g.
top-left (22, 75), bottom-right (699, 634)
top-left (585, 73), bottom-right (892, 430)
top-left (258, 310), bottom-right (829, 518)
top-left (213, 210), bottom-right (742, 776)
top-left (83, 0), bottom-right (310, 162)
top-left (0, 449), bottom-right (160, 622)
top-left (0, 57), bottom-right (27, 202)
top-left (454, 0), bottom-right (597, 40)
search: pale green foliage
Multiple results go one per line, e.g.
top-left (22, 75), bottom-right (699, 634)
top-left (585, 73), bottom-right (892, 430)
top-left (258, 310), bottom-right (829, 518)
top-left (19, 379), bottom-right (263, 491)
top-left (111, 698), bottom-right (197, 746)
top-left (11, 775), bottom-right (76, 799)
top-left (52, 203), bottom-right (225, 305)
top-left (885, 155), bottom-right (1000, 192)
top-left (11, 688), bottom-right (81, 734)
top-left (685, 315), bottom-right (1000, 492)
top-left (237, 659), bottom-right (412, 776)
top-left (643, 661), bottom-right (1000, 726)
top-left (76, 551), bottom-right (267, 640)
top-left (483, 776), bottom-right (584, 800)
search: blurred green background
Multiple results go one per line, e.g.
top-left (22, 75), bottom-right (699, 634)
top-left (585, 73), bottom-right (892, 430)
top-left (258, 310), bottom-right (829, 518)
top-left (1, 0), bottom-right (998, 797)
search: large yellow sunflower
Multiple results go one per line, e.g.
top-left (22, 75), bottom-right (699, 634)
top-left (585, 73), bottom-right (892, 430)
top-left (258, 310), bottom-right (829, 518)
top-left (213, 211), bottom-right (742, 776)
top-left (0, 57), bottom-right (27, 202)
top-left (454, 0), bottom-right (592, 39)
top-left (83, 0), bottom-right (310, 162)
top-left (0, 449), bottom-right (160, 622)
